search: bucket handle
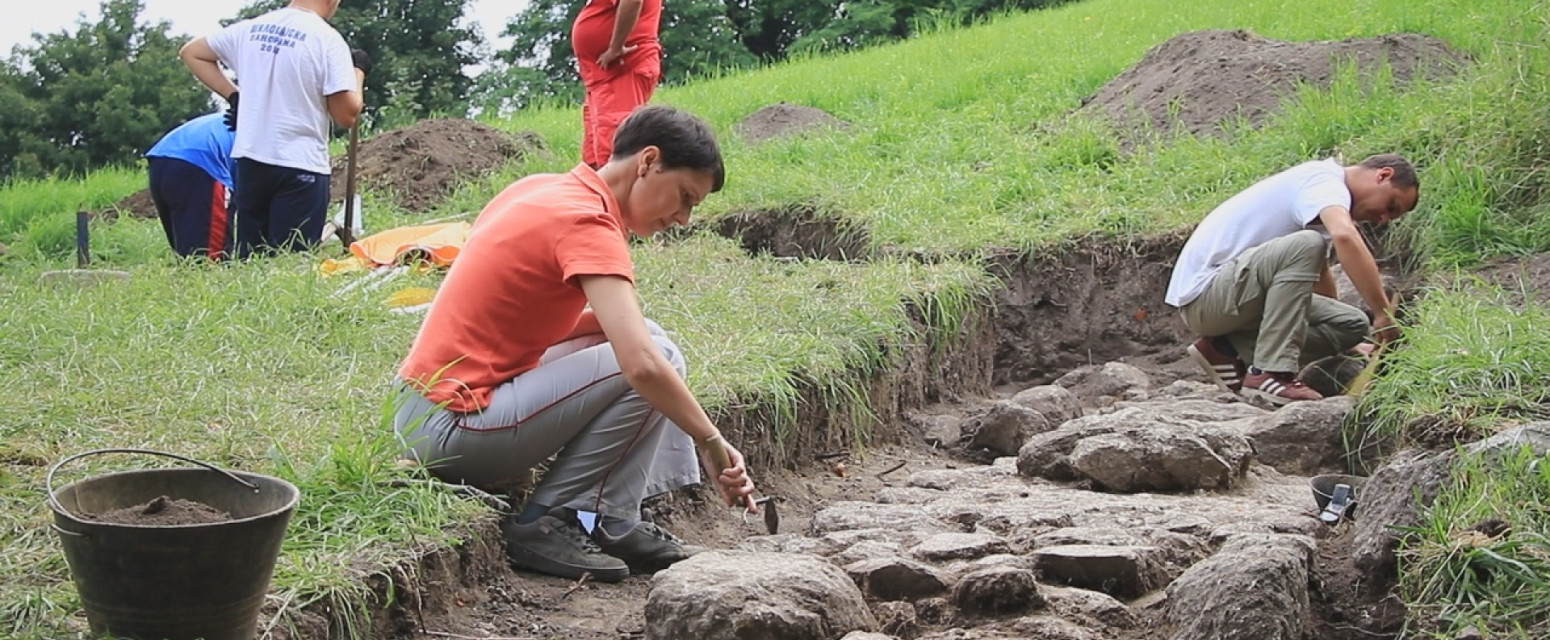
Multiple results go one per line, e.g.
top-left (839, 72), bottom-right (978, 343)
top-left (46, 448), bottom-right (260, 518)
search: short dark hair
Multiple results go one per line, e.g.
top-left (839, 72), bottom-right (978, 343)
top-left (1357, 153), bottom-right (1419, 190)
top-left (611, 105), bottom-right (726, 192)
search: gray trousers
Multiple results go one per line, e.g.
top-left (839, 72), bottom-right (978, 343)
top-left (393, 320), bottom-right (700, 521)
top-left (1180, 230), bottom-right (1369, 372)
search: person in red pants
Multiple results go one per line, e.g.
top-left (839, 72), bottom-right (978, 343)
top-left (572, 0), bottom-right (662, 168)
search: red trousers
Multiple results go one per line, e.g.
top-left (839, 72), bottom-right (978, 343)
top-left (578, 47), bottom-right (661, 168)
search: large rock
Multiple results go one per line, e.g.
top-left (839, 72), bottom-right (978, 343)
top-left (952, 566), bottom-right (1044, 616)
top-left (1352, 449), bottom-right (1454, 587)
top-left (963, 401), bottom-right (1052, 457)
top-left (1241, 396), bottom-right (1356, 475)
top-left (1055, 362), bottom-right (1153, 401)
top-left (1032, 544), bottom-right (1170, 598)
top-left (1069, 425), bottom-right (1254, 492)
top-left (645, 551), bottom-right (877, 640)
top-left (1016, 407), bottom-right (1152, 480)
top-left (1010, 385), bottom-right (1083, 425)
top-left (1166, 534), bottom-right (1315, 640)
top-left (845, 556), bottom-right (949, 601)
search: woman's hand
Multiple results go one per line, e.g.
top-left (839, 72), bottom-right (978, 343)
top-left (698, 436), bottom-right (757, 512)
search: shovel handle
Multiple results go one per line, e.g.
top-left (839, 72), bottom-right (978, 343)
top-left (46, 448), bottom-right (259, 516)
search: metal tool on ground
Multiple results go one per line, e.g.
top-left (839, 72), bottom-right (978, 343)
top-left (337, 123), bottom-right (361, 251)
top-left (38, 211), bottom-right (130, 287)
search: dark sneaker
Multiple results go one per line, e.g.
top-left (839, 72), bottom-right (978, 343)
top-left (593, 521), bottom-right (705, 574)
top-left (501, 512), bottom-right (629, 582)
top-left (1187, 336), bottom-right (1246, 393)
top-left (1243, 370), bottom-right (1323, 405)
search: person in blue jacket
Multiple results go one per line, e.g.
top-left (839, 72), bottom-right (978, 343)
top-left (145, 112), bottom-right (237, 260)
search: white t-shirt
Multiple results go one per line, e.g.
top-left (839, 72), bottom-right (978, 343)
top-left (1165, 159), bottom-right (1351, 307)
top-left (207, 7), bottom-right (355, 175)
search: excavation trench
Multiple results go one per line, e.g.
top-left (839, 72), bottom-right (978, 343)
top-left (263, 226), bottom-right (1416, 640)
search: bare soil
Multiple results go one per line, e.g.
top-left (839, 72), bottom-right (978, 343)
top-left (1460, 251), bottom-right (1550, 307)
top-left (1079, 30), bottom-right (1464, 144)
top-left (90, 495), bottom-right (232, 526)
top-left (103, 118), bottom-right (542, 220)
top-left (326, 118), bottom-right (544, 214)
top-left (735, 103), bottom-right (851, 145)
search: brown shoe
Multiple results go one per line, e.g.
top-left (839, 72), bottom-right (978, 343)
top-left (1242, 370), bottom-right (1323, 405)
top-left (1187, 337), bottom-right (1246, 393)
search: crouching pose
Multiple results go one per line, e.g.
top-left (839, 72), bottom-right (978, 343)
top-left (393, 106), bottom-right (757, 582)
top-left (1166, 154), bottom-right (1419, 404)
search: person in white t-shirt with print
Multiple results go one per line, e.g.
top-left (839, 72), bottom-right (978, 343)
top-left (1165, 154), bottom-right (1419, 405)
top-left (179, 0), bottom-right (368, 258)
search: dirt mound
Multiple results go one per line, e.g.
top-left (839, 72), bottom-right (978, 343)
top-left (90, 495), bottom-right (231, 526)
top-left (102, 119), bottom-right (543, 220)
top-left (1079, 30), bottom-right (1463, 142)
top-left (108, 189), bottom-right (157, 220)
top-left (329, 118), bottom-right (544, 214)
top-left (735, 103), bottom-right (850, 144)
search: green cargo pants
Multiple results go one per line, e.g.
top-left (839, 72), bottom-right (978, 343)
top-left (1180, 230), bottom-right (1369, 372)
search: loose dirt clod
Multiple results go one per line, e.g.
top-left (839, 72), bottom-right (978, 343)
top-left (1079, 30), bottom-right (1464, 144)
top-left (90, 495), bottom-right (232, 526)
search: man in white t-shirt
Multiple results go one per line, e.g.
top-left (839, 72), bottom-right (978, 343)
top-left (1165, 154), bottom-right (1419, 405)
top-left (179, 0), bottom-right (367, 258)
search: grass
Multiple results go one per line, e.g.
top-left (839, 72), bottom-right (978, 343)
top-left (1398, 447), bottom-right (1550, 639)
top-left (1358, 285), bottom-right (1550, 442)
top-left (2, 0), bottom-right (1550, 636)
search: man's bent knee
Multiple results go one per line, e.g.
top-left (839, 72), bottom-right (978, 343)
top-left (1329, 304), bottom-right (1371, 350)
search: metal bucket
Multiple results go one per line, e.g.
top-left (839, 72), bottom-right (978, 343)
top-left (47, 449), bottom-right (300, 640)
top-left (1310, 473), bottom-right (1367, 522)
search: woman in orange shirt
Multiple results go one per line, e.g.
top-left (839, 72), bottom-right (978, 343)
top-left (394, 106), bottom-right (756, 582)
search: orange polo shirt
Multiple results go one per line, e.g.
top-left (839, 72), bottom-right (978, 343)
top-left (398, 165), bottom-right (633, 412)
top-left (572, 0), bottom-right (663, 74)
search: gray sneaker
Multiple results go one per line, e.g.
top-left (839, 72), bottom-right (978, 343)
top-left (501, 511), bottom-right (629, 582)
top-left (593, 521), bottom-right (705, 574)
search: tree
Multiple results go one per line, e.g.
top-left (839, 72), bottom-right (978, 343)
top-left (235, 0), bottom-right (485, 124)
top-left (5, 0), bottom-right (210, 178)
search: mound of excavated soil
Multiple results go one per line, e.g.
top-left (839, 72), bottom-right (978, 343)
top-left (735, 103), bottom-right (850, 144)
top-left (1079, 30), bottom-right (1463, 142)
top-left (328, 118), bottom-right (544, 214)
top-left (104, 118), bottom-right (543, 220)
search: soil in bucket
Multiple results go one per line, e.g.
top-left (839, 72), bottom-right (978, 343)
top-left (90, 495), bottom-right (232, 526)
top-left (49, 449), bottom-right (300, 640)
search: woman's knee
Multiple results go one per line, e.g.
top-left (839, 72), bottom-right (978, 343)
top-left (653, 334), bottom-right (687, 378)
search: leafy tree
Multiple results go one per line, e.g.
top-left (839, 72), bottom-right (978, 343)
top-left (4, 0), bottom-right (209, 178)
top-left (234, 0), bottom-right (484, 124)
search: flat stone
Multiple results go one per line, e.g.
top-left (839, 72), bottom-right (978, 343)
top-left (1032, 544), bottom-right (1169, 598)
top-left (910, 532), bottom-right (1011, 561)
top-left (845, 556), bottom-right (949, 601)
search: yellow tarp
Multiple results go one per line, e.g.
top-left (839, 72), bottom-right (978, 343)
top-left (319, 221), bottom-right (471, 276)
